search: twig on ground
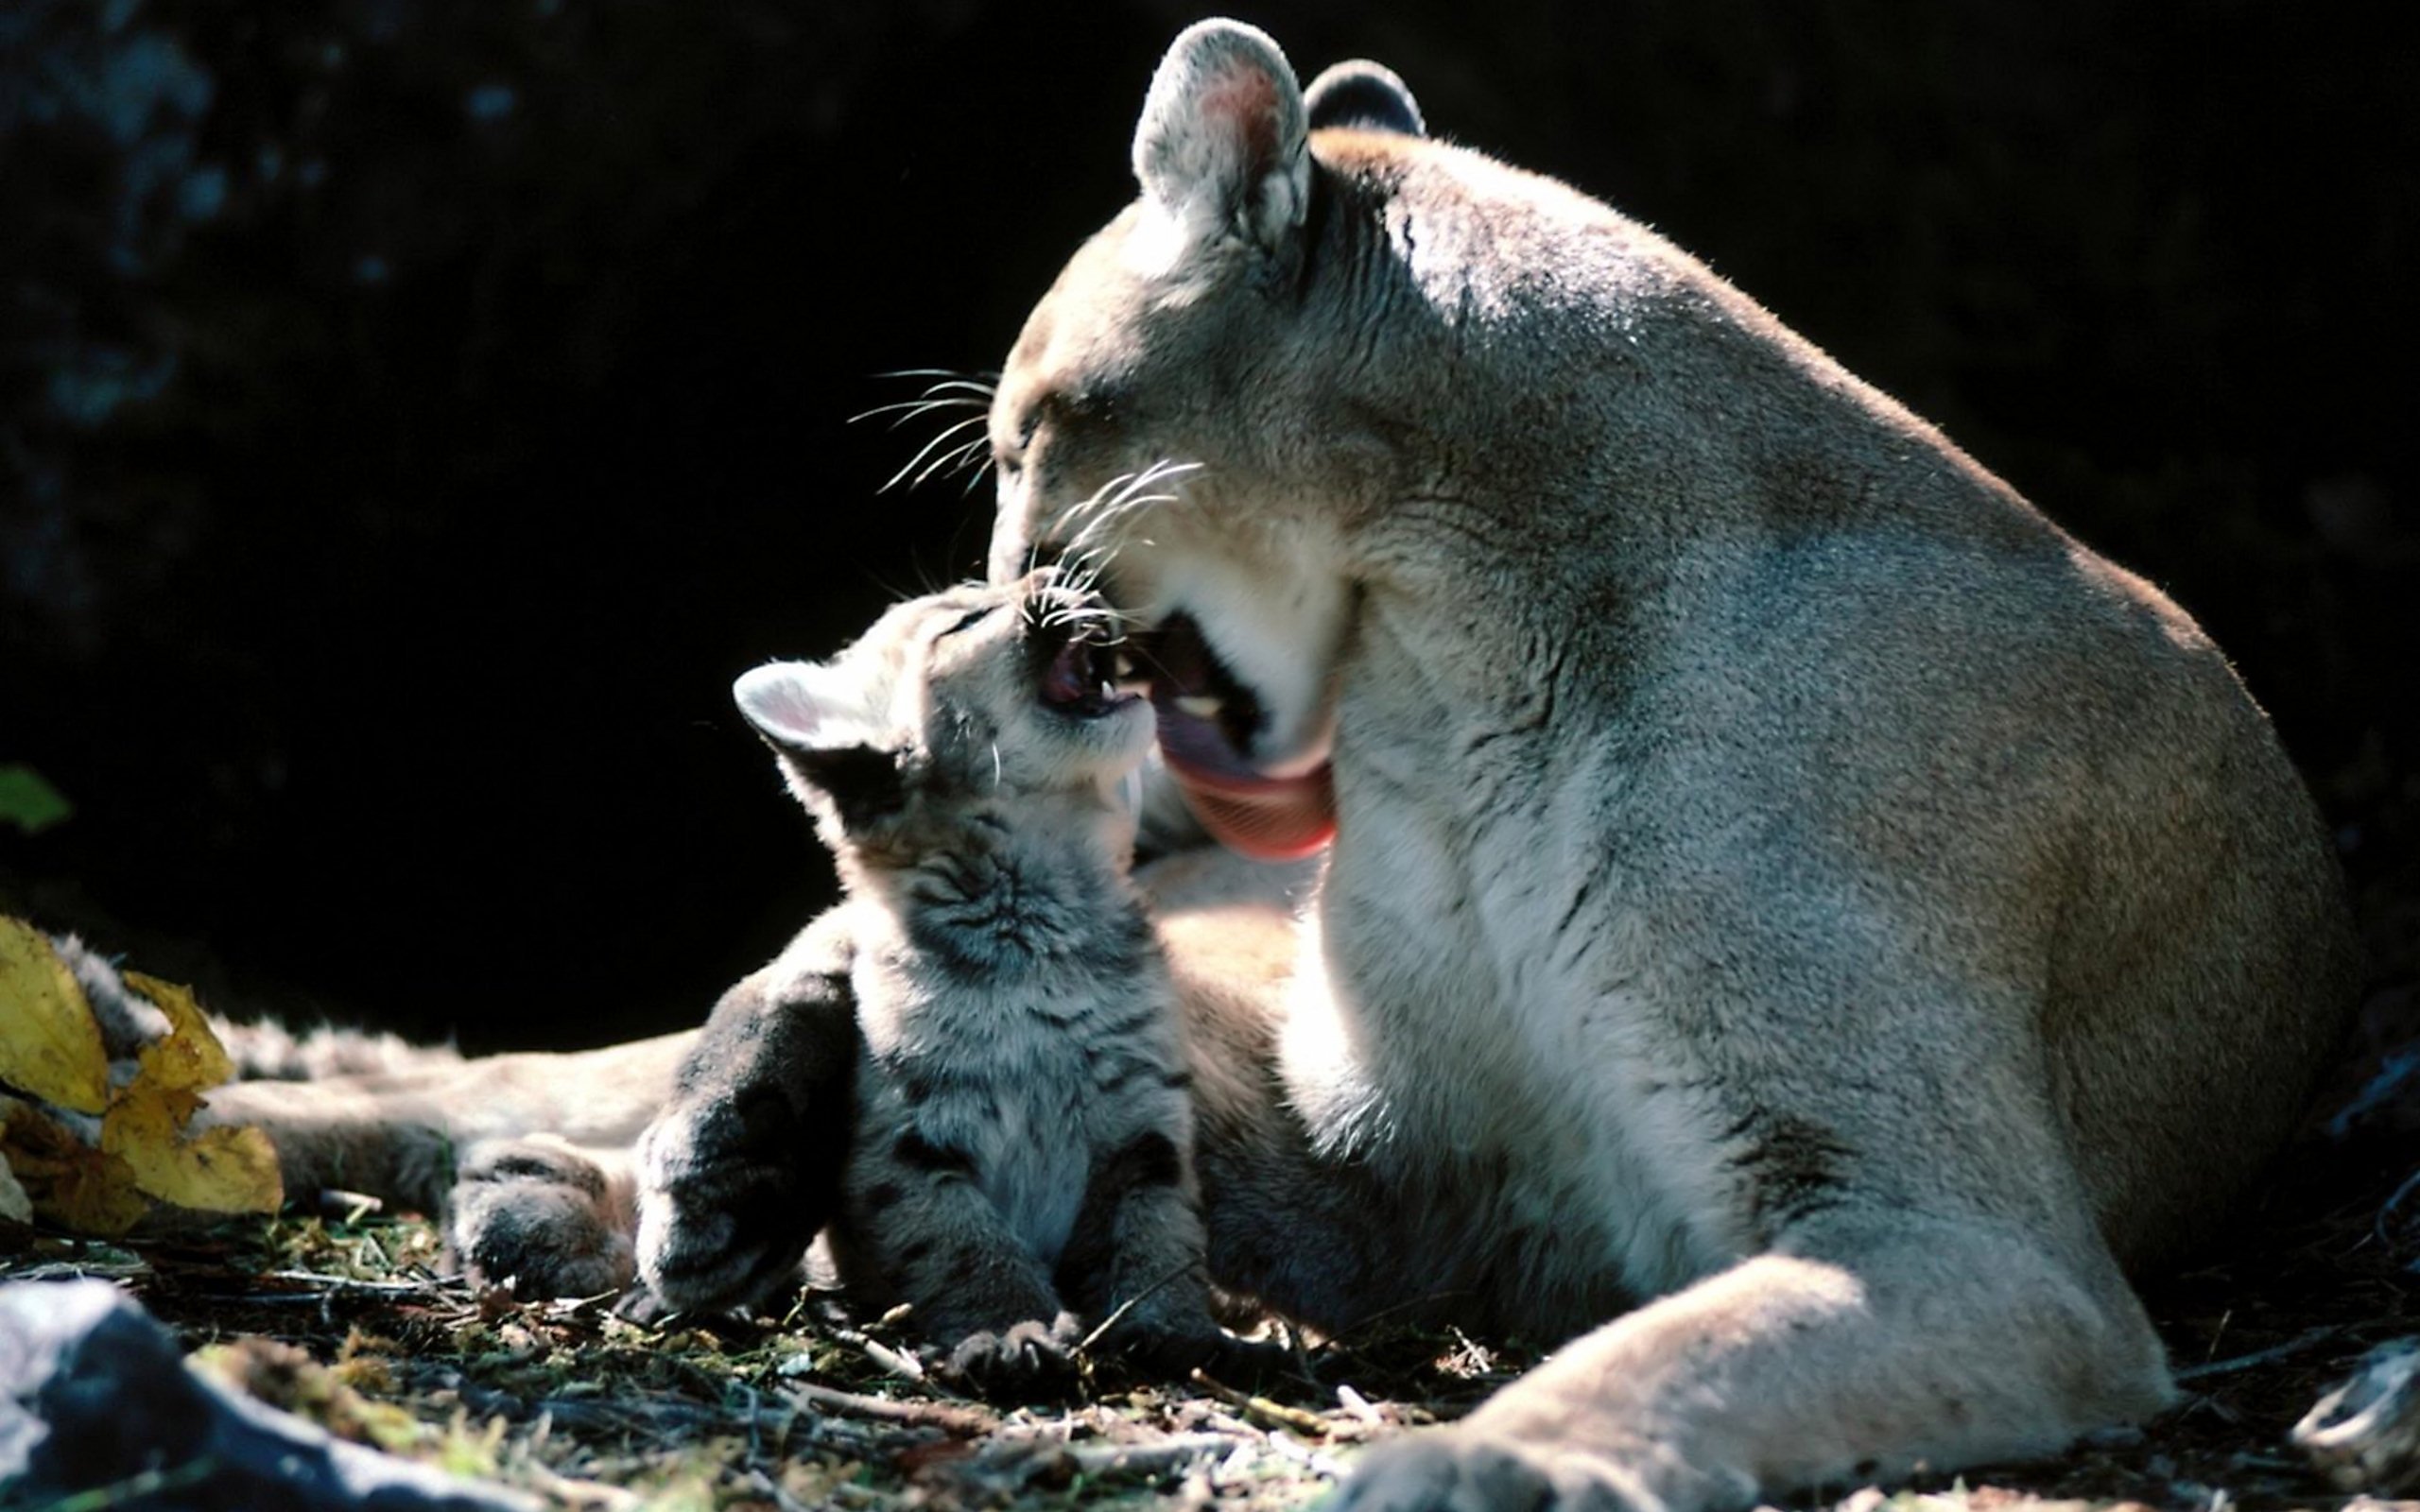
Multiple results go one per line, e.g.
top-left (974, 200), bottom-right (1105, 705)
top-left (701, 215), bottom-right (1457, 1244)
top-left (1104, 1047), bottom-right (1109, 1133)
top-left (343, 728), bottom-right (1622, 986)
top-left (1039, 1431), bottom-right (1240, 1480)
top-left (265, 1269), bottom-right (454, 1296)
top-left (1191, 1366), bottom-right (1332, 1437)
top-left (2174, 1324), bottom-right (2346, 1383)
top-left (829, 1325), bottom-right (926, 1382)
top-left (1076, 1262), bottom-right (1196, 1354)
top-left (1334, 1383), bottom-right (1388, 1427)
top-left (785, 1380), bottom-right (995, 1435)
top-left (1255, 1422), bottom-right (1350, 1480)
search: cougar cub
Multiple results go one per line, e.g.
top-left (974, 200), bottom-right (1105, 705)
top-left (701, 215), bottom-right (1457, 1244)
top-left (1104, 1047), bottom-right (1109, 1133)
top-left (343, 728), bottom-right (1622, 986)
top-left (732, 570), bottom-right (1243, 1389)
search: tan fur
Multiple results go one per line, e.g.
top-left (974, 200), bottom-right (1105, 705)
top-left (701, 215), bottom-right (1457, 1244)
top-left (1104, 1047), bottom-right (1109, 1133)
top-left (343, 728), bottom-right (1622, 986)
top-left (202, 21), bottom-right (2358, 1509)
top-left (977, 19), bottom-right (2361, 1509)
top-left (201, 1036), bottom-right (683, 1230)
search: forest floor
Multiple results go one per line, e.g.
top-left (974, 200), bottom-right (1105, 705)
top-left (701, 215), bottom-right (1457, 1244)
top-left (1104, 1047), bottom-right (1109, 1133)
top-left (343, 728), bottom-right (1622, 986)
top-left (5, 800), bottom-right (2416, 1512)
top-left (7, 1037), bottom-right (2420, 1512)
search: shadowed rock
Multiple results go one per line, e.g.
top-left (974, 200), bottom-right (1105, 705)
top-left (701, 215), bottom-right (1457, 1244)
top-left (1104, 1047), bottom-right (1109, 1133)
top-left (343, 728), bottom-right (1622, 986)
top-left (0, 1278), bottom-right (531, 1511)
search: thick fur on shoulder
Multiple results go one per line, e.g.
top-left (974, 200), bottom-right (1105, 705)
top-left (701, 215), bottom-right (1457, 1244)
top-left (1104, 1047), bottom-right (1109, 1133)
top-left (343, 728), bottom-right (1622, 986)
top-left (985, 17), bottom-right (2361, 1510)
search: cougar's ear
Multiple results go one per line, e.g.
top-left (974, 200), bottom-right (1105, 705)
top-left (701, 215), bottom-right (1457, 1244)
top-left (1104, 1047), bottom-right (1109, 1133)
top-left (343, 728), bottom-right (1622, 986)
top-left (1304, 60), bottom-right (1425, 137)
top-left (734, 662), bottom-right (902, 822)
top-left (1132, 19), bottom-right (1308, 256)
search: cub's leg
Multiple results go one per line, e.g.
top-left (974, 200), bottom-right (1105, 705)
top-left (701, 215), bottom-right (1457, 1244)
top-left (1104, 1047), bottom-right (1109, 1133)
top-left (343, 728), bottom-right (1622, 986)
top-left (835, 1127), bottom-right (1076, 1394)
top-left (633, 914), bottom-right (859, 1314)
top-left (447, 1134), bottom-right (635, 1298)
top-left (1053, 1126), bottom-right (1244, 1376)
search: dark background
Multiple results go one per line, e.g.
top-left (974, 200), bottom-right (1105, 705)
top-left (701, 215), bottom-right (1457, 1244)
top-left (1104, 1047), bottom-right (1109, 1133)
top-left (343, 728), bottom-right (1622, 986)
top-left (4, 0), bottom-right (2412, 1051)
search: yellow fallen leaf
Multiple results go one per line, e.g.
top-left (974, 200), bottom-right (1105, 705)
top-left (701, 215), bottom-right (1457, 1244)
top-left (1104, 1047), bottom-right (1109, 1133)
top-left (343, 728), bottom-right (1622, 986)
top-left (0, 917), bottom-right (111, 1114)
top-left (102, 971), bottom-right (283, 1216)
top-left (122, 971), bottom-right (235, 1092)
top-left (3, 1099), bottom-right (149, 1236)
top-left (103, 1094), bottom-right (283, 1213)
top-left (0, 954), bottom-right (284, 1231)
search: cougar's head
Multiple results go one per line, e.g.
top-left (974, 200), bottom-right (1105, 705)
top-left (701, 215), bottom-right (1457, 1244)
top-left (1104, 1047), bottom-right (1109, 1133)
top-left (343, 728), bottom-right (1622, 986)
top-left (987, 20), bottom-right (1429, 862)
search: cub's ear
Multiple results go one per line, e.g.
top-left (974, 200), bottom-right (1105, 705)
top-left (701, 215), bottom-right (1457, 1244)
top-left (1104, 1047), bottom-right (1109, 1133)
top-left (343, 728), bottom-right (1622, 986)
top-left (734, 662), bottom-right (902, 823)
top-left (734, 661), bottom-right (879, 752)
top-left (1132, 19), bottom-right (1308, 255)
top-left (1304, 60), bottom-right (1425, 138)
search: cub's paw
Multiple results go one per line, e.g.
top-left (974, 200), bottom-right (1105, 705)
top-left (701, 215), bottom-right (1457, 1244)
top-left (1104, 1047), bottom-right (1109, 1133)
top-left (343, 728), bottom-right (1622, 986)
top-left (942, 1314), bottom-right (1081, 1399)
top-left (447, 1135), bottom-right (635, 1300)
top-left (1331, 1430), bottom-right (1651, 1512)
top-left (1099, 1318), bottom-right (1288, 1384)
top-left (633, 1090), bottom-right (827, 1314)
top-left (1192, 1332), bottom-right (1295, 1386)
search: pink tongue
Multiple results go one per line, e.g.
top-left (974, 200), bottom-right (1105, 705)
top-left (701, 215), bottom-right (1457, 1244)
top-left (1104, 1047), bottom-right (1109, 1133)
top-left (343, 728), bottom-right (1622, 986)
top-left (1152, 694), bottom-right (1337, 861)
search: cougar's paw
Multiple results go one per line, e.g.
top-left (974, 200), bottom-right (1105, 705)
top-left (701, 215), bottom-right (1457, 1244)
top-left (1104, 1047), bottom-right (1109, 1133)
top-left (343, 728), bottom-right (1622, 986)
top-left (942, 1314), bottom-right (1081, 1399)
top-left (447, 1136), bottom-right (634, 1299)
top-left (633, 1091), bottom-right (825, 1314)
top-left (1332, 1431), bottom-right (1650, 1512)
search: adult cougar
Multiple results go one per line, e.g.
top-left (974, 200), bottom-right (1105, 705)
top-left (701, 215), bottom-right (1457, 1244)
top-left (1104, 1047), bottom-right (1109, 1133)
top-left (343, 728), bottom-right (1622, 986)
top-left (978, 18), bottom-right (2358, 1508)
top-left (201, 19), bottom-right (2356, 1509)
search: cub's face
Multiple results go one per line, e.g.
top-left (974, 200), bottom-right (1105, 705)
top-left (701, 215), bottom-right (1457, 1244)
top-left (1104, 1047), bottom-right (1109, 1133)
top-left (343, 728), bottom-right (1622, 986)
top-left (734, 571), bottom-right (1152, 860)
top-left (988, 22), bottom-right (1426, 861)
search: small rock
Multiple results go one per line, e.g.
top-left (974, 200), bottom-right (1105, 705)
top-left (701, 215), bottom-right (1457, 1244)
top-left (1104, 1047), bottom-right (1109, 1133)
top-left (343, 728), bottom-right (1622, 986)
top-left (0, 1278), bottom-right (534, 1510)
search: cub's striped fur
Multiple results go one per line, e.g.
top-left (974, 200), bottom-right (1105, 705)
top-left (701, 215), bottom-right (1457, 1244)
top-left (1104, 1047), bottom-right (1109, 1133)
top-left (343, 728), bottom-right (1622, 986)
top-left (666, 571), bottom-right (1236, 1386)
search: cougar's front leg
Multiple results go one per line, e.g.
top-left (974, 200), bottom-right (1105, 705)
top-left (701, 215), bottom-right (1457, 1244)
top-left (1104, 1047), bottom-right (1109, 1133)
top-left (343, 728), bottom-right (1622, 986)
top-left (1326, 978), bottom-right (2175, 1512)
top-left (1338, 1209), bottom-right (2170, 1512)
top-left (634, 914), bottom-right (860, 1314)
top-left (202, 1032), bottom-right (690, 1217)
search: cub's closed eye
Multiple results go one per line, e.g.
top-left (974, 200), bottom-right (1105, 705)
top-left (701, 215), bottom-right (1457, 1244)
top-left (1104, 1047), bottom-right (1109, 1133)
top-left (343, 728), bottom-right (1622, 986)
top-left (935, 605), bottom-right (996, 640)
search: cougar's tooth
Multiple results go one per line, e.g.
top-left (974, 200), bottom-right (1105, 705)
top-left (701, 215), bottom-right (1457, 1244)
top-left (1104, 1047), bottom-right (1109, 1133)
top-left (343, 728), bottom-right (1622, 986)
top-left (1175, 695), bottom-right (1223, 720)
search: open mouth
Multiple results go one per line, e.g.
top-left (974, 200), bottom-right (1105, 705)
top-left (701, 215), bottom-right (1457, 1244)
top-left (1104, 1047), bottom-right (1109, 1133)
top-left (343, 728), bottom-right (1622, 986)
top-left (1136, 615), bottom-right (1337, 861)
top-left (1035, 620), bottom-right (1146, 721)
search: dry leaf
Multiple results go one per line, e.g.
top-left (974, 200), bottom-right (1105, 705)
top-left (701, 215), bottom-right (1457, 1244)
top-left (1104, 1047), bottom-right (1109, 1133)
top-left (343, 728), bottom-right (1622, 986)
top-left (0, 916), bottom-right (111, 1114)
top-left (122, 971), bottom-right (236, 1093)
top-left (3, 1098), bottom-right (149, 1236)
top-left (103, 1094), bottom-right (284, 1214)
top-left (0, 952), bottom-right (283, 1230)
top-left (102, 971), bottom-right (284, 1216)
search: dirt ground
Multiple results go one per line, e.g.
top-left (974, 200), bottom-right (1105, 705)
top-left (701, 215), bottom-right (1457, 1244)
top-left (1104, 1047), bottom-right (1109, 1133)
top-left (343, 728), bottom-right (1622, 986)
top-left (8, 1015), bottom-right (2420, 1512)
